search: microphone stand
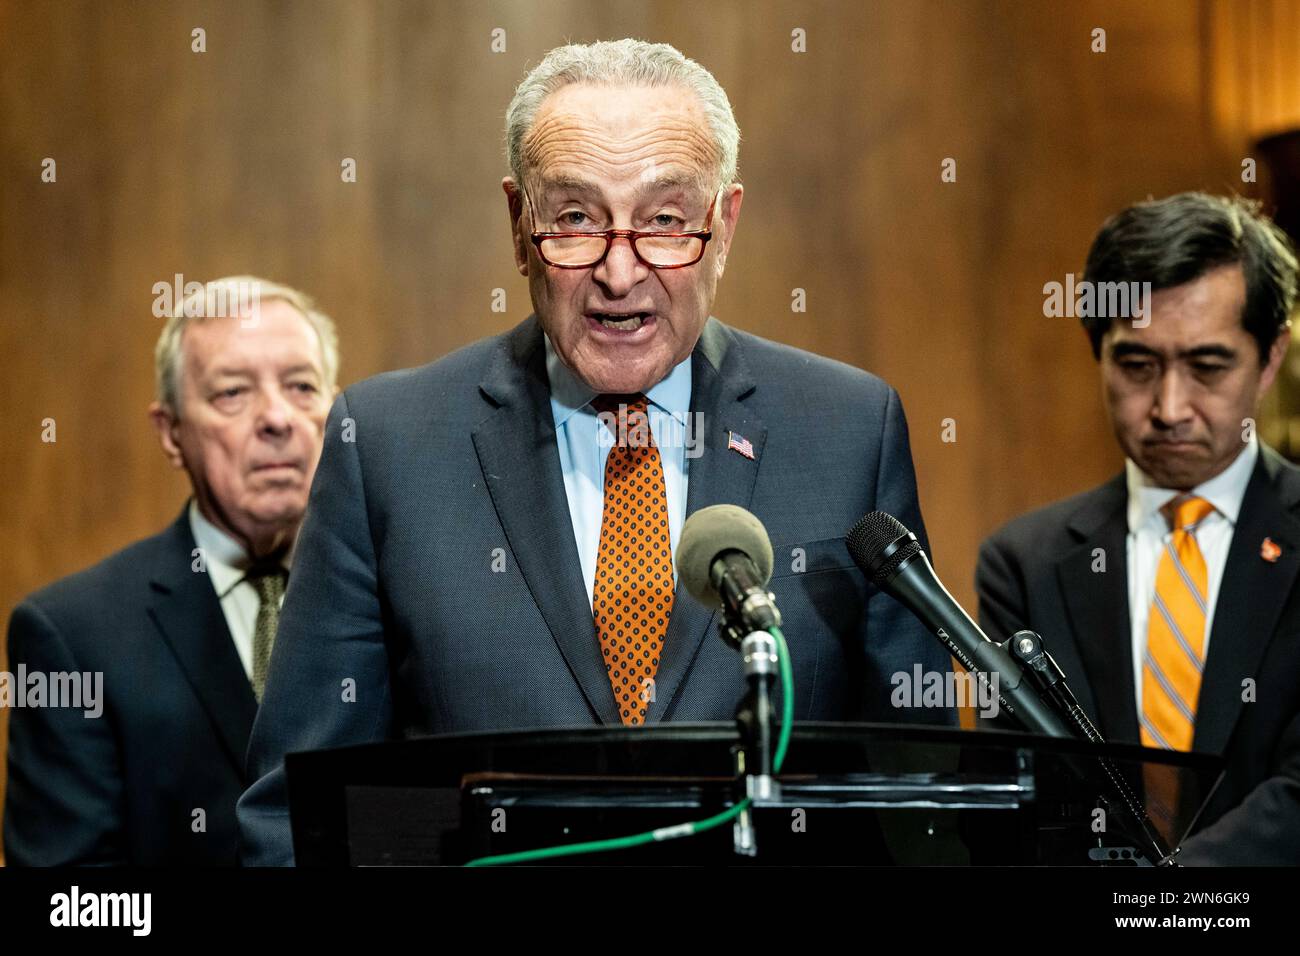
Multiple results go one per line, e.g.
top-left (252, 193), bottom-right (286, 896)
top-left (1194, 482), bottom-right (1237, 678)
top-left (720, 608), bottom-right (781, 859)
top-left (1004, 629), bottom-right (1179, 866)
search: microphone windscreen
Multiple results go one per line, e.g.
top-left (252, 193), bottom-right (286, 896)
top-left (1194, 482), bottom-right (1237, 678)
top-left (845, 511), bottom-right (920, 584)
top-left (678, 504), bottom-right (774, 605)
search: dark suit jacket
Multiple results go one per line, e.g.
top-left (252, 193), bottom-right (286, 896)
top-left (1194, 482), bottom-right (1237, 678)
top-left (4, 507), bottom-right (258, 865)
top-left (977, 445), bottom-right (1300, 865)
top-left (237, 314), bottom-right (956, 865)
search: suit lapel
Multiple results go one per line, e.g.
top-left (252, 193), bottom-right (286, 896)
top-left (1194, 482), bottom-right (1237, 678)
top-left (147, 508), bottom-right (258, 777)
top-left (645, 318), bottom-right (764, 724)
top-left (1195, 446), bottom-right (1300, 753)
top-left (1056, 475), bottom-right (1139, 742)
top-left (472, 317), bottom-right (623, 724)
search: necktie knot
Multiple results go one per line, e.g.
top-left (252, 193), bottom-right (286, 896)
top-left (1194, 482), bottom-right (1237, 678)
top-left (244, 561), bottom-right (288, 603)
top-left (591, 393), bottom-right (652, 447)
top-left (1163, 495), bottom-right (1215, 534)
top-left (591, 392), bottom-right (648, 417)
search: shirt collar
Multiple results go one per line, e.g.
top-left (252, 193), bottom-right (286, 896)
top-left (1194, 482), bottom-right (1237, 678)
top-left (187, 499), bottom-right (293, 598)
top-left (1126, 434), bottom-right (1258, 534)
top-left (544, 332), bottom-right (693, 428)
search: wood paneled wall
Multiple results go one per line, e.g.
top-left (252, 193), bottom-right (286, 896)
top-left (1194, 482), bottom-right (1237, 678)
top-left (0, 0), bottom-right (1284, 858)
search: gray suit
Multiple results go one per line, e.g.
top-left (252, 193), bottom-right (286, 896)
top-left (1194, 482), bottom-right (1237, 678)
top-left (238, 315), bottom-right (955, 864)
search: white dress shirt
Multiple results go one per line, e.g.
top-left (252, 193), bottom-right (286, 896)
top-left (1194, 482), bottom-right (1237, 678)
top-left (187, 499), bottom-right (293, 683)
top-left (544, 333), bottom-right (692, 609)
top-left (1125, 437), bottom-right (1258, 713)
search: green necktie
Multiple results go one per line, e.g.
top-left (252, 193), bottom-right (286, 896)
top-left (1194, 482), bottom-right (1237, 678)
top-left (246, 563), bottom-right (288, 702)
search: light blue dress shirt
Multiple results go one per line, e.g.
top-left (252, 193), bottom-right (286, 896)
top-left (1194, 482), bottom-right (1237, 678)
top-left (544, 333), bottom-right (692, 609)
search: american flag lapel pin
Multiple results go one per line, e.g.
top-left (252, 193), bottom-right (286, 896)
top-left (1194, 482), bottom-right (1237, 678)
top-left (727, 430), bottom-right (755, 460)
top-left (1261, 537), bottom-right (1282, 563)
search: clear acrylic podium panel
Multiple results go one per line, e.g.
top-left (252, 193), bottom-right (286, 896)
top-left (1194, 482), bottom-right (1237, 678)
top-left (282, 722), bottom-right (1222, 866)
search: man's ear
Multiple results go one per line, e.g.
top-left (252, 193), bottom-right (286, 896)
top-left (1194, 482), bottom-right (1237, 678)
top-left (712, 183), bottom-right (743, 280)
top-left (1258, 325), bottom-right (1292, 397)
top-left (149, 401), bottom-right (186, 469)
top-left (502, 177), bottom-right (529, 277)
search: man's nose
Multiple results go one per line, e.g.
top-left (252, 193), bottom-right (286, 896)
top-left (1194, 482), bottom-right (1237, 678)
top-left (591, 235), bottom-right (649, 295)
top-left (1152, 368), bottom-right (1193, 427)
top-left (254, 388), bottom-right (294, 436)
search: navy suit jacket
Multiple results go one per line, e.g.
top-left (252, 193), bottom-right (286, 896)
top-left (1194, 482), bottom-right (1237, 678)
top-left (977, 446), bottom-right (1300, 865)
top-left (4, 507), bottom-right (258, 865)
top-left (238, 315), bottom-right (955, 865)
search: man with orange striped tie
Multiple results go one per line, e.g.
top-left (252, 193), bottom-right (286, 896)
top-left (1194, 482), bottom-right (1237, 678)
top-left (238, 39), bottom-right (956, 866)
top-left (977, 192), bottom-right (1300, 865)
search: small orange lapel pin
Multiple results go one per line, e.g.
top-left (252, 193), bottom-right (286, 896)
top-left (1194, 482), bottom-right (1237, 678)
top-left (1261, 537), bottom-right (1282, 563)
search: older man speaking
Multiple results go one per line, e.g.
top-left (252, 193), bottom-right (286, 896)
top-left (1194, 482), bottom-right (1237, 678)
top-left (238, 39), bottom-right (953, 865)
top-left (5, 277), bottom-right (338, 865)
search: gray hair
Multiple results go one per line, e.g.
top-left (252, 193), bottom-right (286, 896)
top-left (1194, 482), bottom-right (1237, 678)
top-left (154, 275), bottom-right (339, 414)
top-left (505, 38), bottom-right (740, 191)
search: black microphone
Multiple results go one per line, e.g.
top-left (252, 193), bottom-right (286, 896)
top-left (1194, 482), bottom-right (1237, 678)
top-left (845, 511), bottom-right (1070, 738)
top-left (679, 504), bottom-right (780, 637)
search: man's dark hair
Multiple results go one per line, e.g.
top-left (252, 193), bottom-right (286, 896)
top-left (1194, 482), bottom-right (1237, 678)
top-left (1081, 191), bottom-right (1298, 363)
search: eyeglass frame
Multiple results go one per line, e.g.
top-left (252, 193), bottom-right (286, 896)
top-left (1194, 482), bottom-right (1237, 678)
top-left (523, 184), bottom-right (722, 270)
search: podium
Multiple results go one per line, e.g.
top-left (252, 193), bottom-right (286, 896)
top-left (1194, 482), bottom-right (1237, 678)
top-left (284, 722), bottom-right (1222, 866)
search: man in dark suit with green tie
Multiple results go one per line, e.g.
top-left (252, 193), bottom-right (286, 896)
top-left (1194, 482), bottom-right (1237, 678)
top-left (4, 278), bottom-right (338, 864)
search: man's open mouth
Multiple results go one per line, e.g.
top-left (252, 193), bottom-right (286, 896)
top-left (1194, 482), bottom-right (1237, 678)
top-left (587, 312), bottom-right (652, 331)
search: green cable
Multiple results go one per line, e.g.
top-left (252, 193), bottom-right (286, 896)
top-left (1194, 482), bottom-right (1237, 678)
top-left (772, 625), bottom-right (793, 771)
top-left (464, 625), bottom-right (793, 866)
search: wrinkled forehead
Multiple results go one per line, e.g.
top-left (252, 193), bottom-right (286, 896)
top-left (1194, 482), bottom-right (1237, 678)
top-left (182, 300), bottom-right (324, 373)
top-left (522, 82), bottom-right (720, 201)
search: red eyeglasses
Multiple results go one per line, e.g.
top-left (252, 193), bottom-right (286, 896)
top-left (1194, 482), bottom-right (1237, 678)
top-left (525, 187), bottom-right (719, 269)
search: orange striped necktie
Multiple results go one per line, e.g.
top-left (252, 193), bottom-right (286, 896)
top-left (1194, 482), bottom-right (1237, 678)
top-left (590, 393), bottom-right (674, 726)
top-left (1141, 494), bottom-right (1216, 752)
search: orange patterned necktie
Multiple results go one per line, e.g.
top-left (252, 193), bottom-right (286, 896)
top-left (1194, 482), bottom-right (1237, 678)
top-left (1140, 494), bottom-right (1215, 843)
top-left (1141, 494), bottom-right (1215, 752)
top-left (591, 393), bottom-right (675, 725)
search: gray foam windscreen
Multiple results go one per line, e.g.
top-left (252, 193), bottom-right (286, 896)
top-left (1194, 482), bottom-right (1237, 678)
top-left (678, 504), bottom-right (775, 606)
